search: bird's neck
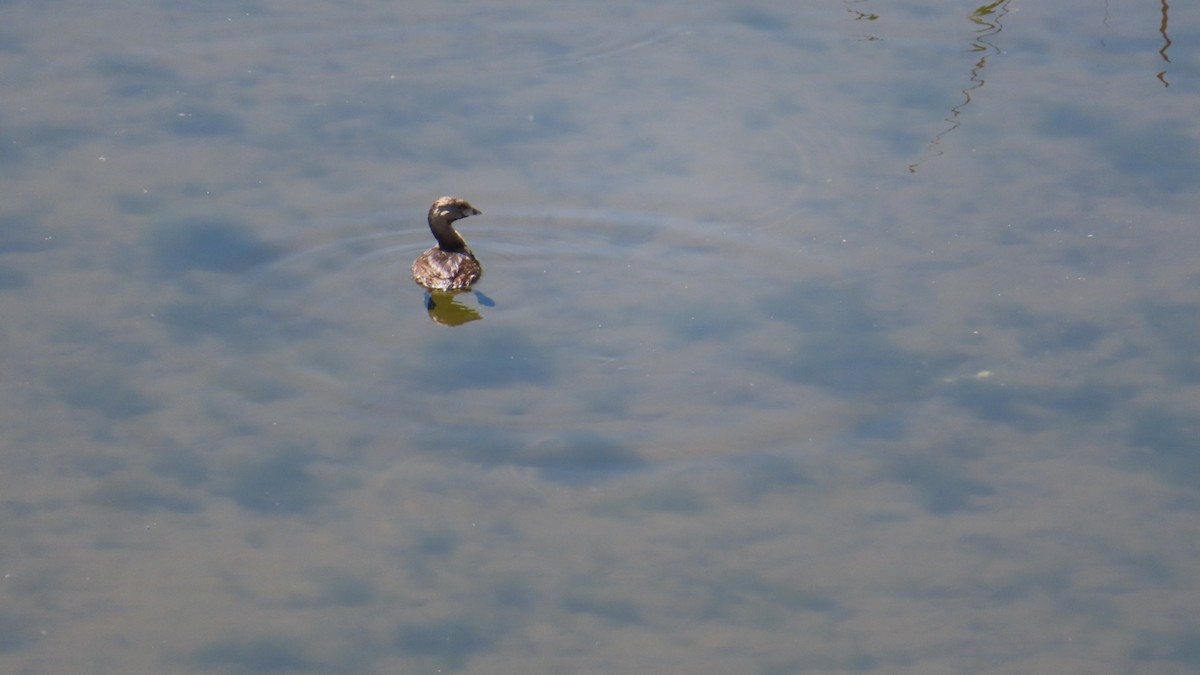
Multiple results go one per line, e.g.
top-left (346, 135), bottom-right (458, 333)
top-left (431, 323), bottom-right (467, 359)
top-left (430, 218), bottom-right (468, 251)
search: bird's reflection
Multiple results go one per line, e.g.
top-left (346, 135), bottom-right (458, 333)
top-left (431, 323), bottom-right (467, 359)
top-left (423, 289), bottom-right (493, 326)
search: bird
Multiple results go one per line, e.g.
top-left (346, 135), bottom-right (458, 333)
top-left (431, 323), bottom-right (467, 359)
top-left (411, 196), bottom-right (483, 291)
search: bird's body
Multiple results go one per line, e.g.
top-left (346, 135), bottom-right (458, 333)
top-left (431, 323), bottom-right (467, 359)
top-left (411, 196), bottom-right (483, 291)
top-left (411, 247), bottom-right (481, 291)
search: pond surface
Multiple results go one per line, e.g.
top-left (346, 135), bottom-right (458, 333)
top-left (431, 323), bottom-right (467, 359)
top-left (2, 1), bottom-right (1199, 673)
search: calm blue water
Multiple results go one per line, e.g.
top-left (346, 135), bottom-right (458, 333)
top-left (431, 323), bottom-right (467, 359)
top-left (2, 1), bottom-right (1199, 673)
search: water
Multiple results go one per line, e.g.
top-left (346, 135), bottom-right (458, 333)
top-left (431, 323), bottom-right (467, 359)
top-left (3, 1), bottom-right (1199, 673)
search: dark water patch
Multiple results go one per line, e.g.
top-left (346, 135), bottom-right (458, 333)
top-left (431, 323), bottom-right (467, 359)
top-left (949, 377), bottom-right (1126, 430)
top-left (512, 431), bottom-right (645, 485)
top-left (1037, 102), bottom-right (1200, 194)
top-left (183, 634), bottom-right (317, 675)
top-left (0, 211), bottom-right (53, 253)
top-left (955, 538), bottom-right (1145, 614)
top-left (0, 608), bottom-right (40, 653)
top-left (678, 455), bottom-right (808, 510)
top-left (976, 567), bottom-right (1074, 606)
top-left (725, 453), bottom-right (810, 504)
top-left (157, 297), bottom-right (285, 348)
top-left (413, 425), bottom-right (526, 462)
top-left (211, 365), bottom-right (297, 403)
top-left (765, 281), bottom-right (885, 333)
top-left (293, 104), bottom-right (417, 160)
top-left (889, 76), bottom-right (957, 112)
top-left (148, 442), bottom-right (210, 488)
top-left (758, 281), bottom-right (954, 399)
top-left (561, 590), bottom-right (644, 625)
top-left (146, 217), bottom-right (279, 277)
top-left (393, 525), bottom-right (468, 585)
top-left (47, 365), bottom-right (158, 419)
top-left (663, 298), bottom-right (753, 343)
top-left (992, 307), bottom-right (1106, 355)
top-left (635, 482), bottom-right (707, 514)
top-left (852, 409), bottom-right (908, 440)
top-left (592, 454), bottom-right (810, 517)
top-left (217, 447), bottom-right (354, 514)
top-left (761, 653), bottom-right (880, 675)
top-left (726, 5), bottom-right (792, 32)
top-left (464, 96), bottom-right (580, 149)
top-left (883, 452), bottom-right (993, 514)
top-left (777, 330), bottom-right (943, 399)
top-left (410, 526), bottom-right (461, 557)
top-left (1026, 321), bottom-right (1106, 354)
top-left (0, 27), bottom-right (24, 54)
top-left (294, 80), bottom-right (504, 159)
top-left (1130, 628), bottom-right (1200, 672)
top-left (92, 55), bottom-right (181, 98)
top-left (1, 122), bottom-right (97, 162)
top-left (114, 189), bottom-right (166, 215)
top-left (44, 319), bottom-right (156, 370)
top-left (1143, 300), bottom-right (1200, 383)
top-left (279, 567), bottom-right (375, 609)
top-left (169, 106), bottom-right (244, 138)
top-left (1127, 407), bottom-right (1199, 486)
top-left (91, 477), bottom-right (201, 513)
top-left (4, 566), bottom-right (68, 614)
top-left (489, 574), bottom-right (538, 613)
top-left (588, 485), bottom-right (701, 518)
top-left (689, 571), bottom-right (838, 627)
top-left (0, 262), bottom-right (28, 289)
top-left (0, 129), bottom-right (29, 167)
top-left (421, 426), bottom-right (645, 485)
top-left (1057, 238), bottom-right (1134, 275)
top-left (392, 615), bottom-right (501, 671)
top-left (70, 452), bottom-right (128, 478)
top-left (405, 326), bottom-right (554, 390)
top-left (1035, 102), bottom-right (1110, 140)
top-left (1106, 125), bottom-right (1200, 194)
top-left (159, 0), bottom-right (268, 12)
top-left (0, 498), bottom-right (36, 520)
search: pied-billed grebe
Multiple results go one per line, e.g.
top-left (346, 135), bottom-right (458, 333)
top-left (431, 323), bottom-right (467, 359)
top-left (411, 196), bottom-right (483, 291)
